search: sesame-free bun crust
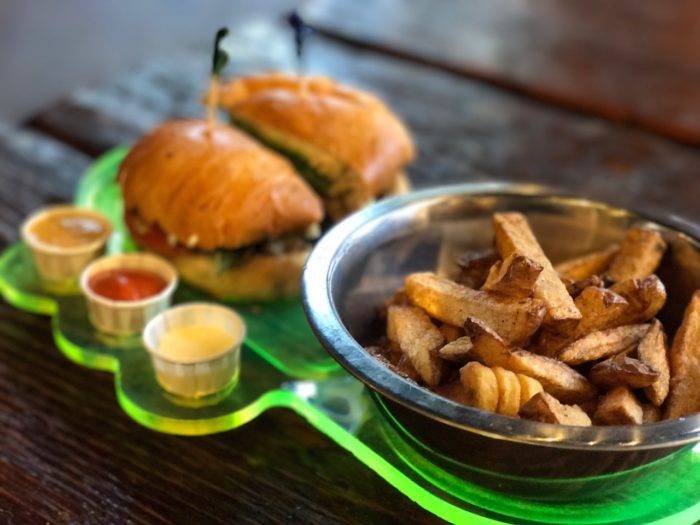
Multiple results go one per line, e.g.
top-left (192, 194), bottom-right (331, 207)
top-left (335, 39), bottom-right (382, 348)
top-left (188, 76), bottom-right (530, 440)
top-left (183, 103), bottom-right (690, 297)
top-left (119, 119), bottom-right (323, 251)
top-left (172, 248), bottom-right (309, 301)
top-left (217, 73), bottom-right (415, 200)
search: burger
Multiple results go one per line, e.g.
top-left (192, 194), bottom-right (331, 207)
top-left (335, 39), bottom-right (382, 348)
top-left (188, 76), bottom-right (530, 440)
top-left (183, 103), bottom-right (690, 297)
top-left (118, 119), bottom-right (324, 301)
top-left (215, 73), bottom-right (415, 219)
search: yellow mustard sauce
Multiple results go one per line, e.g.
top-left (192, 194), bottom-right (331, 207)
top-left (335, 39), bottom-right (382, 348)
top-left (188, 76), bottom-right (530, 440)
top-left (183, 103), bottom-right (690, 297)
top-left (30, 210), bottom-right (109, 248)
top-left (157, 324), bottom-right (236, 363)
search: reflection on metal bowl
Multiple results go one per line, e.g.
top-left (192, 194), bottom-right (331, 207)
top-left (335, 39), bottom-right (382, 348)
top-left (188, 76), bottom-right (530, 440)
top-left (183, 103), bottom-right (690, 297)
top-left (302, 183), bottom-right (700, 491)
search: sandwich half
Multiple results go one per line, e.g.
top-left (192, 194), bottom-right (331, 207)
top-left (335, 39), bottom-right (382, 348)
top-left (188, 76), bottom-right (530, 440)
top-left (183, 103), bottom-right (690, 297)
top-left (216, 73), bottom-right (415, 219)
top-left (119, 119), bottom-right (323, 301)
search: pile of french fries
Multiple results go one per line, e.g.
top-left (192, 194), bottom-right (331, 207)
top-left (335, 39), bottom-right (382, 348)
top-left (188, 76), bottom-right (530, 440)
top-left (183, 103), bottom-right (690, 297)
top-left (368, 212), bottom-right (700, 426)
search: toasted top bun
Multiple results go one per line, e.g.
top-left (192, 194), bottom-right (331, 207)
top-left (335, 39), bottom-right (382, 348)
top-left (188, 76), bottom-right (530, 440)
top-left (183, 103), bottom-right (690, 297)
top-left (119, 119), bottom-right (323, 251)
top-left (216, 73), bottom-right (415, 197)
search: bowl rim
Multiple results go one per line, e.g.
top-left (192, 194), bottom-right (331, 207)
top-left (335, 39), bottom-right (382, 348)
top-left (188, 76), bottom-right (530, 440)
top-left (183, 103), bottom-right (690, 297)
top-left (302, 182), bottom-right (700, 451)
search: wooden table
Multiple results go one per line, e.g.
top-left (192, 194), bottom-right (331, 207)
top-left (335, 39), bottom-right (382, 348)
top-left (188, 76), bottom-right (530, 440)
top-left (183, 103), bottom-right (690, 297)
top-left (1, 6), bottom-right (700, 523)
top-left (305, 0), bottom-right (700, 146)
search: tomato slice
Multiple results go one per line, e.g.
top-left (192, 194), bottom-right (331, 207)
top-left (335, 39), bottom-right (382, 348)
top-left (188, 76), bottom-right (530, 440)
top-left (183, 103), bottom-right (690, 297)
top-left (124, 210), bottom-right (188, 258)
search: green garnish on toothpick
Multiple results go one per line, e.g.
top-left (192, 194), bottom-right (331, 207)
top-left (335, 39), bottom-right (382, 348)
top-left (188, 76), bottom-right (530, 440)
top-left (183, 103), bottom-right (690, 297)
top-left (211, 27), bottom-right (230, 77)
top-left (287, 11), bottom-right (310, 75)
top-left (206, 27), bottom-right (230, 130)
top-left (287, 11), bottom-right (312, 95)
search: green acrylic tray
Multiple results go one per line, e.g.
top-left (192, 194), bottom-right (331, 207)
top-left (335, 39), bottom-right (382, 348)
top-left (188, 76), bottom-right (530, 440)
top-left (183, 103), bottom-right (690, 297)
top-left (0, 147), bottom-right (697, 525)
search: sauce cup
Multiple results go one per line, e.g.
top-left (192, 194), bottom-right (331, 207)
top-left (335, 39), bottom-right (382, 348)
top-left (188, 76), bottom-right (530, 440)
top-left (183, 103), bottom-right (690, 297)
top-left (80, 253), bottom-right (178, 336)
top-left (142, 303), bottom-right (246, 399)
top-left (21, 205), bottom-right (112, 292)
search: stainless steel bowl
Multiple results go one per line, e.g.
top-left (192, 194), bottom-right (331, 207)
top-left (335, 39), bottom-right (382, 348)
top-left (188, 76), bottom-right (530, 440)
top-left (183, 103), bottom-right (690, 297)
top-left (302, 183), bottom-right (700, 482)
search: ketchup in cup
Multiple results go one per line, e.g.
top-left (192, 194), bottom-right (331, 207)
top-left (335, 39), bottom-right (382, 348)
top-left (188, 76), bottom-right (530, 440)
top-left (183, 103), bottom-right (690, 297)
top-left (80, 253), bottom-right (178, 336)
top-left (89, 268), bottom-right (167, 301)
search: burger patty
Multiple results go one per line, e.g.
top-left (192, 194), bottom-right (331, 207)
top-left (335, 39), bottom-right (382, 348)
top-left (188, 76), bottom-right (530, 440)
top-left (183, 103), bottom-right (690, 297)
top-left (211, 236), bottom-right (311, 272)
top-left (125, 209), bottom-right (314, 271)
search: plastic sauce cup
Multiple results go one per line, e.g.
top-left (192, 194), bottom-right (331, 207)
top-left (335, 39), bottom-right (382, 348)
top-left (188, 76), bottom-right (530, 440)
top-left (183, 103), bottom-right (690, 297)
top-left (142, 303), bottom-right (246, 399)
top-left (21, 205), bottom-right (112, 291)
top-left (80, 253), bottom-right (177, 336)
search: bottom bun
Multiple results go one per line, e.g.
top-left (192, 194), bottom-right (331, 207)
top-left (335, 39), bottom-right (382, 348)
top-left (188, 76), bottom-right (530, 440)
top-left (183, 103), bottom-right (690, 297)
top-left (384, 171), bottom-right (411, 197)
top-left (172, 248), bottom-right (310, 302)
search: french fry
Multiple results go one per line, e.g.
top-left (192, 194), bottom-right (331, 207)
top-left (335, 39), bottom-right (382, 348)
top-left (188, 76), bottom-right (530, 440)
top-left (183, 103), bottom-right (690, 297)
top-left (564, 274), bottom-right (605, 297)
top-left (577, 398), bottom-right (599, 418)
top-left (395, 354), bottom-right (421, 382)
top-left (481, 254), bottom-right (543, 299)
top-left (455, 250), bottom-right (498, 289)
top-left (434, 381), bottom-right (470, 406)
top-left (371, 217), bottom-right (686, 427)
top-left (558, 324), bottom-right (649, 365)
top-left (606, 228), bottom-right (667, 282)
top-left (436, 241), bottom-right (466, 281)
top-left (534, 286), bottom-right (627, 356)
top-left (387, 305), bottom-right (444, 387)
top-left (588, 354), bottom-right (659, 389)
top-left (460, 361), bottom-right (499, 412)
top-left (404, 272), bottom-right (546, 344)
top-left (439, 323), bottom-right (464, 343)
top-left (570, 286), bottom-right (631, 335)
top-left (610, 275), bottom-right (667, 324)
top-left (493, 213), bottom-right (581, 329)
top-left (507, 350), bottom-right (598, 404)
top-left (530, 335), bottom-right (567, 360)
top-left (386, 288), bottom-right (410, 306)
top-left (366, 345), bottom-right (420, 383)
top-left (380, 288), bottom-right (411, 321)
top-left (483, 262), bottom-right (500, 288)
top-left (555, 244), bottom-right (619, 281)
top-left (519, 392), bottom-right (592, 426)
top-left (636, 319), bottom-right (670, 406)
top-left (641, 403), bottom-right (661, 423)
top-left (594, 386), bottom-right (643, 425)
top-left (665, 291), bottom-right (700, 419)
top-left (536, 277), bottom-right (665, 356)
top-left (438, 336), bottom-right (473, 363)
top-left (517, 374), bottom-right (544, 406)
top-left (492, 366), bottom-right (521, 416)
top-left (467, 319), bottom-right (597, 404)
top-left (460, 361), bottom-right (542, 414)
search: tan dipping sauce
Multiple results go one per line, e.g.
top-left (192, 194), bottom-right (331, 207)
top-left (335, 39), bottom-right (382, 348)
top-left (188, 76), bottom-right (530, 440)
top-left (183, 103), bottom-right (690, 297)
top-left (29, 210), bottom-right (109, 248)
top-left (157, 324), bottom-right (236, 363)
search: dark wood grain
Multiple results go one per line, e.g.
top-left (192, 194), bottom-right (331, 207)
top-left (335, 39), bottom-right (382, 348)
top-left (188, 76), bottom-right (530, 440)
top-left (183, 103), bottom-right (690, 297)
top-left (0, 124), bottom-right (90, 244)
top-left (304, 0), bottom-right (700, 146)
top-left (0, 126), bottom-right (436, 524)
top-left (27, 48), bottom-right (284, 156)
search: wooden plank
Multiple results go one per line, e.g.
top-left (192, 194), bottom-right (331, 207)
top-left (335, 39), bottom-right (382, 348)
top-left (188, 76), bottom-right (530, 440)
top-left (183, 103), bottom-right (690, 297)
top-left (27, 59), bottom-right (205, 156)
top-left (0, 124), bottom-right (90, 245)
top-left (27, 49), bottom-right (284, 156)
top-left (0, 126), bottom-right (435, 523)
top-left (28, 21), bottom-right (700, 221)
top-left (0, 309), bottom-right (431, 523)
top-left (304, 0), bottom-right (700, 146)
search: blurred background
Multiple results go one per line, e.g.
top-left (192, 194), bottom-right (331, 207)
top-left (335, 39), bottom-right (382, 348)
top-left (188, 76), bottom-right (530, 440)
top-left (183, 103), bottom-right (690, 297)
top-left (0, 0), bottom-right (296, 122)
top-left (3, 0), bottom-right (700, 217)
top-left (4, 0), bottom-right (699, 145)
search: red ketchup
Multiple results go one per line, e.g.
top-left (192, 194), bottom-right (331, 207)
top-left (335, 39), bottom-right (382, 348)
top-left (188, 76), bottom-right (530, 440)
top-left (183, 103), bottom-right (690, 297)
top-left (89, 269), bottom-right (167, 301)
